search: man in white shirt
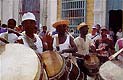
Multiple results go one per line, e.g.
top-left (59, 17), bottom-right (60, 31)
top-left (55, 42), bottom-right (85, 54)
top-left (0, 19), bottom-right (18, 43)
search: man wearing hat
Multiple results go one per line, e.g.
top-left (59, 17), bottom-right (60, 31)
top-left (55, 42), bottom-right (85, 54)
top-left (52, 20), bottom-right (78, 57)
top-left (95, 26), bottom-right (115, 64)
top-left (74, 22), bottom-right (97, 80)
top-left (86, 25), bottom-right (100, 44)
top-left (16, 12), bottom-right (47, 54)
top-left (43, 20), bottom-right (82, 67)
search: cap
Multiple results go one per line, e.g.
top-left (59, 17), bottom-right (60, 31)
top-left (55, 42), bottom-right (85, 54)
top-left (22, 12), bottom-right (36, 22)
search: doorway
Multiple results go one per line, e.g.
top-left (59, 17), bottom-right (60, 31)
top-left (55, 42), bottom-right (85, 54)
top-left (109, 10), bottom-right (122, 42)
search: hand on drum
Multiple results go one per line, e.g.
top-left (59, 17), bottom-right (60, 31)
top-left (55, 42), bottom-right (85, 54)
top-left (89, 46), bottom-right (96, 53)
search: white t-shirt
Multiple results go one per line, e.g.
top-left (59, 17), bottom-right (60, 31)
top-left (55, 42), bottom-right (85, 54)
top-left (53, 35), bottom-right (71, 57)
top-left (0, 32), bottom-right (18, 43)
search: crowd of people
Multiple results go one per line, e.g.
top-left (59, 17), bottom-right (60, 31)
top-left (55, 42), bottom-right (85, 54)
top-left (0, 12), bottom-right (123, 80)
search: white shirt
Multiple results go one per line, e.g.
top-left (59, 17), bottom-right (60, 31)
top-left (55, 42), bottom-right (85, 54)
top-left (74, 36), bottom-right (92, 55)
top-left (18, 34), bottom-right (43, 54)
top-left (53, 35), bottom-right (71, 57)
top-left (86, 33), bottom-right (100, 44)
top-left (0, 32), bottom-right (18, 43)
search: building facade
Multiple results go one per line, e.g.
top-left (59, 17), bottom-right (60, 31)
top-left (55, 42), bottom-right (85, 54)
top-left (0, 0), bottom-right (122, 35)
top-left (0, 0), bottom-right (57, 31)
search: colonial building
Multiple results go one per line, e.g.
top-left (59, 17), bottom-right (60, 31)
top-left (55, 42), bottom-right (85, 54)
top-left (0, 0), bottom-right (122, 35)
top-left (0, 0), bottom-right (57, 31)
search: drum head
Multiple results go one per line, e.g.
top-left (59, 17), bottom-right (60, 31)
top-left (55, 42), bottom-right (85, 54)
top-left (0, 43), bottom-right (39, 80)
top-left (41, 51), bottom-right (64, 78)
top-left (99, 61), bottom-right (123, 80)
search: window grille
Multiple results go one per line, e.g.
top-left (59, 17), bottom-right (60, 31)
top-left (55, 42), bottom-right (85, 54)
top-left (61, 0), bottom-right (86, 37)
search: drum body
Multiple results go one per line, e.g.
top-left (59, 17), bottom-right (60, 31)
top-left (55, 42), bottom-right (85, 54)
top-left (41, 51), bottom-right (84, 80)
top-left (0, 43), bottom-right (47, 80)
top-left (99, 60), bottom-right (123, 80)
top-left (84, 54), bottom-right (100, 77)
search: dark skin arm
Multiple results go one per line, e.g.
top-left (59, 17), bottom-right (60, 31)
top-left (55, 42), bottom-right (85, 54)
top-left (8, 28), bottom-right (22, 36)
top-left (0, 37), bottom-right (9, 43)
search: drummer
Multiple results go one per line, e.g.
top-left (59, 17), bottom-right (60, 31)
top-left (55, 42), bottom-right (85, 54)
top-left (74, 22), bottom-right (96, 80)
top-left (44, 20), bottom-right (82, 65)
top-left (95, 26), bottom-right (115, 64)
top-left (16, 12), bottom-right (47, 54)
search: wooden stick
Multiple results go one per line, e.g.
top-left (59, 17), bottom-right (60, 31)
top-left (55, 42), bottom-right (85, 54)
top-left (109, 48), bottom-right (123, 60)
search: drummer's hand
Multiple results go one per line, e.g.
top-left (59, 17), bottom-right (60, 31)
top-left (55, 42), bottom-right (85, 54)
top-left (42, 32), bottom-right (53, 50)
top-left (42, 32), bottom-right (53, 45)
top-left (89, 46), bottom-right (96, 53)
top-left (109, 55), bottom-right (114, 60)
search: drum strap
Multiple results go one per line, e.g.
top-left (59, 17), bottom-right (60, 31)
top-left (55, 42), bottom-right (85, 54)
top-left (24, 35), bottom-right (38, 51)
top-left (56, 36), bottom-right (60, 51)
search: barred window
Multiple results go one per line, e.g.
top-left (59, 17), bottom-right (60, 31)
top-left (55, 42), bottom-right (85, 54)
top-left (61, 0), bottom-right (86, 37)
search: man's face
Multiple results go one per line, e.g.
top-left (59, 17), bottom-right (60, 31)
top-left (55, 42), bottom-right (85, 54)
top-left (92, 28), bottom-right (97, 34)
top-left (79, 26), bottom-right (89, 35)
top-left (101, 29), bottom-right (107, 36)
top-left (56, 24), bottom-right (67, 34)
top-left (8, 20), bottom-right (16, 29)
top-left (22, 20), bottom-right (36, 34)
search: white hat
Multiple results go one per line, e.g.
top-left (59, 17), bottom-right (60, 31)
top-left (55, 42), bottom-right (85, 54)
top-left (22, 12), bottom-right (36, 22)
top-left (92, 25), bottom-right (97, 29)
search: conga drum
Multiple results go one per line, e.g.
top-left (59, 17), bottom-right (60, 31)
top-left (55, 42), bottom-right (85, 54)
top-left (84, 54), bottom-right (100, 77)
top-left (41, 51), bottom-right (65, 79)
top-left (99, 60), bottom-right (123, 80)
top-left (0, 43), bottom-right (48, 80)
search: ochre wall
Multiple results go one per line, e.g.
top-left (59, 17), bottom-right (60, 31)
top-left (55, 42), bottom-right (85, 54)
top-left (57, 0), bottom-right (94, 32)
top-left (86, 0), bottom-right (94, 32)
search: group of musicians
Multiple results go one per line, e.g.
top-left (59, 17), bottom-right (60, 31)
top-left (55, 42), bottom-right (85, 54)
top-left (0, 12), bottom-right (123, 80)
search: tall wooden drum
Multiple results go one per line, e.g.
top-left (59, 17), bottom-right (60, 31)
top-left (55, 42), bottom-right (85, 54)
top-left (41, 51), bottom-right (65, 79)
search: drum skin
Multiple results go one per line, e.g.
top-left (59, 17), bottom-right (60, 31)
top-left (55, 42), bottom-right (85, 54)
top-left (41, 51), bottom-right (64, 78)
top-left (0, 44), bottom-right (40, 80)
top-left (99, 61), bottom-right (123, 80)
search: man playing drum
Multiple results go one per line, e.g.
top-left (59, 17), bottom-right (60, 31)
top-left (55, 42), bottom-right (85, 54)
top-left (16, 12), bottom-right (47, 54)
top-left (74, 22), bottom-right (96, 80)
top-left (95, 27), bottom-right (115, 64)
top-left (42, 20), bottom-right (85, 80)
top-left (48, 20), bottom-right (79, 64)
top-left (16, 12), bottom-right (48, 80)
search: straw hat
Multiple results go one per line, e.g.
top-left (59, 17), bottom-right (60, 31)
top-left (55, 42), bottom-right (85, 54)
top-left (77, 22), bottom-right (88, 30)
top-left (52, 20), bottom-right (70, 28)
